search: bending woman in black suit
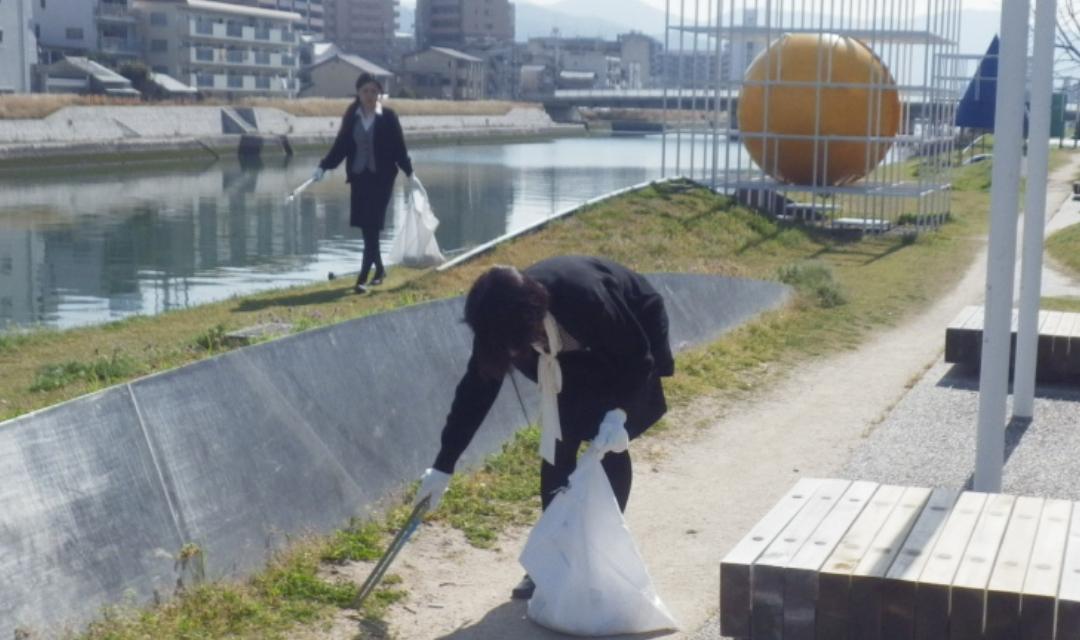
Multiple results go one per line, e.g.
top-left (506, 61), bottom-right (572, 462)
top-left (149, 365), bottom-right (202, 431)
top-left (412, 255), bottom-right (675, 599)
top-left (312, 73), bottom-right (413, 293)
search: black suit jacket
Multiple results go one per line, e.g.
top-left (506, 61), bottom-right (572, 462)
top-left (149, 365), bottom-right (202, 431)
top-left (433, 255), bottom-right (675, 474)
top-left (319, 101), bottom-right (413, 184)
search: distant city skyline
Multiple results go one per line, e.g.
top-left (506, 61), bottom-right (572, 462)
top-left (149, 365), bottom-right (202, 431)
top-left (400, 0), bottom-right (1004, 15)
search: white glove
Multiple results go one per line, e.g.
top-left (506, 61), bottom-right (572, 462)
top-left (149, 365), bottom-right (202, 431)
top-left (311, 167), bottom-right (325, 182)
top-left (406, 173), bottom-right (419, 204)
top-left (590, 409), bottom-right (629, 456)
top-left (414, 468), bottom-right (452, 510)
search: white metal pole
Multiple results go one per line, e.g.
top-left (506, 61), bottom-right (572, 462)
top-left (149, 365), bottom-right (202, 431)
top-left (1013, 0), bottom-right (1056, 419)
top-left (975, 0), bottom-right (1029, 493)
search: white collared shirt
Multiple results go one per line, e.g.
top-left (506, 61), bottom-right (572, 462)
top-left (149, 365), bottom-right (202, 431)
top-left (356, 102), bottom-right (383, 131)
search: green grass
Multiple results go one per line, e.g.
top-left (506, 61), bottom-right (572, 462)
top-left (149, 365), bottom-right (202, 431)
top-left (8, 154), bottom-right (1044, 639)
top-left (1047, 223), bottom-right (1080, 277)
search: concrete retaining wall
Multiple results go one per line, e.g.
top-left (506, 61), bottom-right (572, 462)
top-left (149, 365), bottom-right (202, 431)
top-left (0, 106), bottom-right (581, 162)
top-left (0, 273), bottom-right (790, 637)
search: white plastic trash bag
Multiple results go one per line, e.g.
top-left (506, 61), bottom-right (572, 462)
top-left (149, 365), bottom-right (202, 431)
top-left (519, 448), bottom-right (679, 636)
top-left (389, 175), bottom-right (444, 268)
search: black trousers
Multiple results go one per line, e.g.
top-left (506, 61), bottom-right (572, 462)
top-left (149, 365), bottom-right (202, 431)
top-left (541, 440), bottom-right (632, 513)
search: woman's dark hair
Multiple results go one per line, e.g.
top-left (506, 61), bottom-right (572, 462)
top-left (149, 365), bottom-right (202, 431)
top-left (464, 266), bottom-right (550, 380)
top-left (355, 72), bottom-right (383, 93)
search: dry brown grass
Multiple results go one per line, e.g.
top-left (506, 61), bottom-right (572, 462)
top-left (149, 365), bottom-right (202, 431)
top-left (0, 93), bottom-right (144, 119)
top-left (241, 97), bottom-right (541, 117)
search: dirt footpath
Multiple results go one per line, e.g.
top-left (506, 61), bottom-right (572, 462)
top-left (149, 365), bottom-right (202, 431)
top-left (300, 153), bottom-right (1080, 640)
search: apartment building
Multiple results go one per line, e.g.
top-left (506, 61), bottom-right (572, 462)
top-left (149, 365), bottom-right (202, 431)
top-left (217, 0), bottom-right (325, 38)
top-left (415, 0), bottom-right (511, 50)
top-left (321, 0), bottom-right (397, 68)
top-left (133, 0), bottom-right (300, 97)
top-left (34, 0), bottom-right (141, 63)
top-left (618, 32), bottom-right (662, 89)
top-left (0, 0), bottom-right (36, 92)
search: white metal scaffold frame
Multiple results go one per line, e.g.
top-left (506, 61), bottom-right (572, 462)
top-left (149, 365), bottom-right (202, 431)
top-left (661, 0), bottom-right (963, 233)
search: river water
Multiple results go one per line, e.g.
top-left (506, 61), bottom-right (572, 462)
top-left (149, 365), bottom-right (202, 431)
top-left (0, 133), bottom-right (742, 332)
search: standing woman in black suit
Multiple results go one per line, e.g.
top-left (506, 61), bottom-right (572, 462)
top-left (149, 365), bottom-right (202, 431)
top-left (312, 72), bottom-right (414, 293)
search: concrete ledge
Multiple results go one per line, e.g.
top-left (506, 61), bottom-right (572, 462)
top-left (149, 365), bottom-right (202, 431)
top-left (0, 106), bottom-right (583, 165)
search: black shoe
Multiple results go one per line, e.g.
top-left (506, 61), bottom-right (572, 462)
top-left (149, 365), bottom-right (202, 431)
top-left (370, 270), bottom-right (386, 286)
top-left (511, 574), bottom-right (535, 600)
top-left (353, 283), bottom-right (368, 294)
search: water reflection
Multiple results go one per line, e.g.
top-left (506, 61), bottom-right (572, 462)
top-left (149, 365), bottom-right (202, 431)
top-left (0, 135), bottom-right (743, 332)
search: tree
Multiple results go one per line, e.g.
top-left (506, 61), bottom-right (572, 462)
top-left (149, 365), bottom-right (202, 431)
top-left (118, 61), bottom-right (169, 101)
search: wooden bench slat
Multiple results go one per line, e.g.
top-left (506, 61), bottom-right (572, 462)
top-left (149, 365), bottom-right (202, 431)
top-left (915, 491), bottom-right (989, 640)
top-left (1069, 312), bottom-right (1080, 346)
top-left (1055, 506), bottom-right (1080, 638)
top-left (849, 486), bottom-right (932, 640)
top-left (950, 493), bottom-right (1017, 640)
top-left (947, 305), bottom-right (981, 330)
top-left (1021, 499), bottom-right (1072, 640)
top-left (785, 481), bottom-right (880, 640)
top-left (880, 488), bottom-right (960, 640)
top-left (719, 477), bottom-right (825, 639)
top-left (751, 479), bottom-right (852, 640)
top-left (814, 484), bottom-right (907, 640)
top-left (724, 480), bottom-right (1080, 640)
top-left (983, 496), bottom-right (1044, 640)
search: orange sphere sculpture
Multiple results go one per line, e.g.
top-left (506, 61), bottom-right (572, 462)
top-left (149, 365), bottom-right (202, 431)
top-left (738, 33), bottom-right (901, 187)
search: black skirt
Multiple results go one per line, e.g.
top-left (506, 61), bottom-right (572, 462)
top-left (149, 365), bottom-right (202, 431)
top-left (349, 170), bottom-right (394, 233)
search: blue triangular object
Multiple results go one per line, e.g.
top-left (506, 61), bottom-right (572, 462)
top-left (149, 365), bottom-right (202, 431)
top-left (955, 36), bottom-right (999, 129)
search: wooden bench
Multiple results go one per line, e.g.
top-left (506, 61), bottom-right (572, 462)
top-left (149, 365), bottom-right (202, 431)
top-left (944, 305), bottom-right (1080, 378)
top-left (719, 478), bottom-right (1080, 640)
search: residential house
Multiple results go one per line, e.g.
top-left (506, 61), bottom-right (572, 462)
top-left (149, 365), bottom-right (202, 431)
top-left (300, 52), bottom-right (392, 98)
top-left (402, 46), bottom-right (482, 100)
top-left (36, 55), bottom-right (140, 95)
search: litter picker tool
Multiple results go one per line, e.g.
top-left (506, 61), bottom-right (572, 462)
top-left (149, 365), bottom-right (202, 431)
top-left (285, 177), bottom-right (316, 204)
top-left (352, 496), bottom-right (430, 610)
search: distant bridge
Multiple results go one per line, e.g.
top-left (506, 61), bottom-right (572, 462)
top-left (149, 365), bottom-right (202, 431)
top-left (541, 88), bottom-right (730, 111)
top-left (539, 88), bottom-right (941, 123)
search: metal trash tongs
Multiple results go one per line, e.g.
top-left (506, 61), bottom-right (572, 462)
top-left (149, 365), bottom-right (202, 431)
top-left (285, 177), bottom-right (316, 204)
top-left (352, 495), bottom-right (430, 610)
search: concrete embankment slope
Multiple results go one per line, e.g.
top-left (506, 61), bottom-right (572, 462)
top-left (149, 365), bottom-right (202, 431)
top-left (0, 269), bottom-right (790, 638)
top-left (0, 105), bottom-right (582, 163)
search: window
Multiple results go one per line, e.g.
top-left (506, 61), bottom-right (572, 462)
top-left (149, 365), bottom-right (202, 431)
top-left (66, 27), bottom-right (83, 40)
top-left (150, 12), bottom-right (167, 26)
top-left (150, 39), bottom-right (167, 52)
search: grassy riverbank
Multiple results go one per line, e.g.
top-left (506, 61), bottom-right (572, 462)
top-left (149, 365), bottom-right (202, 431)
top-left (2, 151), bottom-right (1045, 638)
